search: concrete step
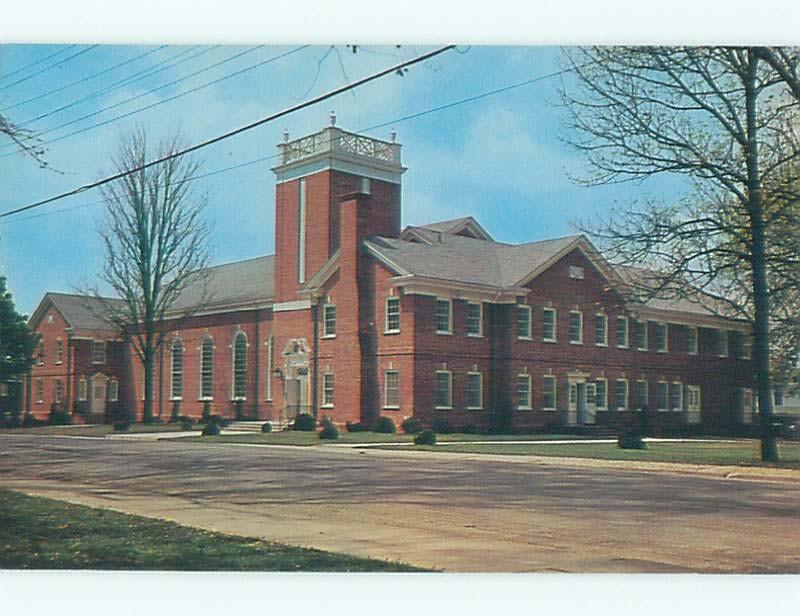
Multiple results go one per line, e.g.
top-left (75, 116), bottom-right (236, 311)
top-left (226, 420), bottom-right (289, 432)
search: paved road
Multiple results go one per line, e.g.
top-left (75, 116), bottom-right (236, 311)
top-left (1, 434), bottom-right (799, 572)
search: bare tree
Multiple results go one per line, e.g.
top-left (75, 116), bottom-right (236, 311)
top-left (560, 47), bottom-right (800, 461)
top-left (1, 112), bottom-right (48, 167)
top-left (88, 128), bottom-right (211, 423)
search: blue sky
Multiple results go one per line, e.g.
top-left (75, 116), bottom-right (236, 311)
top-left (0, 44), bottom-right (685, 315)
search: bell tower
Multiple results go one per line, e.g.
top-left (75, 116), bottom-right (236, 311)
top-left (271, 113), bottom-right (405, 303)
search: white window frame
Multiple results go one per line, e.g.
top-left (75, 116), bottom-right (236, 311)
top-left (466, 372), bottom-right (483, 410)
top-left (670, 381), bottom-right (683, 412)
top-left (657, 380), bottom-right (669, 412)
top-left (265, 334), bottom-right (274, 401)
top-left (434, 370), bottom-right (453, 410)
top-left (595, 313), bottom-right (608, 347)
top-left (55, 338), bottom-right (63, 365)
top-left (615, 378), bottom-right (628, 411)
top-left (741, 332), bottom-right (752, 359)
top-left (568, 382), bottom-right (578, 411)
top-left (435, 298), bottom-right (453, 335)
top-left (108, 379), bottom-right (119, 402)
top-left (383, 369), bottom-right (400, 409)
top-left (687, 385), bottom-right (701, 414)
top-left (542, 375), bottom-right (557, 410)
top-left (516, 374), bottom-right (532, 410)
top-left (92, 340), bottom-right (107, 364)
top-left (322, 304), bottom-right (336, 338)
top-left (542, 308), bottom-right (557, 342)
top-left (595, 377), bottom-right (608, 410)
top-left (54, 380), bottom-right (63, 404)
top-left (635, 320), bottom-right (648, 352)
top-left (569, 265), bottom-right (585, 280)
top-left (200, 335), bottom-right (214, 401)
top-left (231, 331), bottom-right (248, 401)
top-left (35, 378), bottom-right (44, 403)
top-left (635, 379), bottom-right (649, 411)
top-left (517, 304), bottom-right (532, 340)
top-left (385, 297), bottom-right (401, 334)
top-left (688, 327), bottom-right (698, 355)
top-left (617, 316), bottom-right (629, 349)
top-left (77, 377), bottom-right (88, 402)
top-left (322, 372), bottom-right (335, 408)
top-left (170, 337), bottom-right (184, 401)
top-left (718, 329), bottom-right (729, 358)
top-left (654, 322), bottom-right (668, 353)
top-left (466, 302), bottom-right (483, 338)
top-left (37, 339), bottom-right (45, 365)
top-left (568, 310), bottom-right (583, 345)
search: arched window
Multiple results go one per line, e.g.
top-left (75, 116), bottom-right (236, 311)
top-left (171, 337), bottom-right (184, 400)
top-left (200, 336), bottom-right (214, 400)
top-left (232, 331), bottom-right (248, 400)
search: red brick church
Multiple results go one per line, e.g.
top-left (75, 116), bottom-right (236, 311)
top-left (23, 121), bottom-right (757, 433)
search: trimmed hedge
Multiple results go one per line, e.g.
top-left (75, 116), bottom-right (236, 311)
top-left (400, 417), bottom-right (423, 434)
top-left (261, 422), bottom-right (273, 433)
top-left (618, 432), bottom-right (646, 450)
top-left (345, 421), bottom-right (366, 432)
top-left (202, 422), bottom-right (221, 436)
top-left (294, 413), bottom-right (317, 432)
top-left (372, 416), bottom-right (396, 434)
top-left (414, 429), bottom-right (437, 446)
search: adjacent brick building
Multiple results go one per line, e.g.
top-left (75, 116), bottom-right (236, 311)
top-left (23, 121), bottom-right (759, 433)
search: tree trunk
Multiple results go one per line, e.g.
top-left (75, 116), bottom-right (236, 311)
top-left (745, 51), bottom-right (779, 462)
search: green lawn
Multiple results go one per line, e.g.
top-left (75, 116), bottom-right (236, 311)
top-left (384, 439), bottom-right (800, 467)
top-left (0, 488), bottom-right (424, 571)
top-left (7, 423), bottom-right (191, 437)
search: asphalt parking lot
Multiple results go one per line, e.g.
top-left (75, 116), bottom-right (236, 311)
top-left (1, 434), bottom-right (799, 572)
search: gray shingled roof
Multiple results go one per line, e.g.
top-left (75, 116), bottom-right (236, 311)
top-left (169, 255), bottom-right (274, 313)
top-left (366, 229), bottom-right (581, 289)
top-left (44, 293), bottom-right (125, 332)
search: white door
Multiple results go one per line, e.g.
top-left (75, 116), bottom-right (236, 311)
top-left (91, 374), bottom-right (107, 416)
top-left (687, 386), bottom-right (701, 424)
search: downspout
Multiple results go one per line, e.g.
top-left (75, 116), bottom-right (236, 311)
top-left (66, 335), bottom-right (73, 416)
top-left (254, 310), bottom-right (260, 418)
top-left (312, 300), bottom-right (319, 419)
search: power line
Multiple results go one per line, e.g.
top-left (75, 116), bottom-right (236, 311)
top-left (0, 46), bottom-right (309, 159)
top-left (0, 45), bottom-right (77, 81)
top-left (0, 45), bottom-right (99, 91)
top-left (0, 46), bottom-right (169, 113)
top-left (0, 45), bottom-right (455, 220)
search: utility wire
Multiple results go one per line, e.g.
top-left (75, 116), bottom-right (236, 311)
top-left (0, 45), bottom-right (454, 220)
top-left (0, 45), bottom-right (99, 91)
top-left (0, 46), bottom-right (168, 113)
top-left (0, 46), bottom-right (308, 158)
top-left (0, 45), bottom-right (76, 81)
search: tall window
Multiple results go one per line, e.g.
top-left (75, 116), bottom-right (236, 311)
top-left (297, 177), bottom-right (307, 283)
top-left (322, 373), bottom-right (334, 407)
top-left (266, 334), bottom-right (274, 401)
top-left (35, 378), bottom-right (44, 403)
top-left (385, 297), bottom-right (400, 333)
top-left (568, 311), bottom-right (583, 344)
top-left (543, 308), bottom-right (557, 342)
top-left (92, 340), bottom-right (107, 364)
top-left (200, 336), bottom-right (214, 399)
top-left (670, 382), bottom-right (683, 412)
top-left (55, 339), bottom-right (63, 364)
top-left (467, 303), bottom-right (483, 337)
top-left (171, 338), bottom-right (184, 400)
top-left (516, 305), bottom-right (532, 339)
top-left (635, 380), bottom-right (649, 410)
top-left (542, 375), bottom-right (557, 410)
top-left (634, 320), bottom-right (648, 351)
top-left (687, 327), bottom-right (698, 355)
top-left (654, 323), bottom-right (668, 353)
top-left (717, 329), bottom-right (729, 357)
top-left (37, 339), bottom-right (45, 365)
top-left (467, 372), bottom-right (483, 409)
top-left (54, 380), bottom-right (63, 404)
top-left (435, 299), bottom-right (452, 334)
top-left (232, 332), bottom-right (248, 400)
top-left (656, 381), bottom-right (669, 411)
top-left (108, 379), bottom-right (119, 402)
top-left (595, 314), bottom-right (608, 346)
top-left (516, 374), bottom-right (532, 410)
top-left (77, 377), bottom-right (88, 402)
top-left (617, 316), bottom-right (629, 348)
top-left (595, 378), bottom-right (608, 409)
top-left (434, 370), bottom-right (452, 409)
top-left (615, 379), bottom-right (628, 411)
top-left (384, 370), bottom-right (400, 408)
top-left (323, 305), bottom-right (336, 338)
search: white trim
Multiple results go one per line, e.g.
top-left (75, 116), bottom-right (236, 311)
top-left (383, 369), bottom-right (400, 409)
top-left (322, 304), bottom-right (337, 339)
top-left (635, 319), bottom-right (648, 352)
top-left (517, 304), bottom-right (533, 340)
top-left (77, 377), bottom-right (88, 402)
top-left (616, 315), bottom-right (629, 349)
top-left (635, 379), bottom-right (649, 411)
top-left (466, 371), bottom-right (483, 410)
top-left (35, 378), bottom-right (44, 403)
top-left (542, 375), bottom-right (557, 411)
top-left (717, 329), bottom-right (729, 358)
top-left (434, 369), bottom-right (453, 410)
top-left (543, 307), bottom-right (557, 343)
top-left (108, 378), bottom-right (119, 403)
top-left (199, 334), bottom-right (214, 401)
top-left (273, 299), bottom-right (312, 312)
top-left (466, 302), bottom-right (483, 337)
top-left (595, 313), bottom-right (608, 347)
top-left (688, 326), bottom-right (699, 355)
top-left (654, 322), bottom-right (668, 353)
top-left (92, 339), bottom-right (107, 364)
top-left (568, 310), bottom-right (583, 345)
top-left (615, 378), bottom-right (628, 411)
top-left (385, 296), bottom-right (401, 334)
top-left (170, 336), bottom-right (184, 401)
top-left (322, 372), bottom-right (335, 408)
top-left (435, 298), bottom-right (453, 335)
top-left (231, 330), bottom-right (248, 401)
top-left (656, 380), bottom-right (669, 412)
top-left (670, 381), bottom-right (684, 412)
top-left (516, 373), bottom-right (532, 410)
top-left (273, 154), bottom-right (405, 185)
top-left (265, 334), bottom-right (274, 401)
top-left (595, 377), bottom-right (608, 410)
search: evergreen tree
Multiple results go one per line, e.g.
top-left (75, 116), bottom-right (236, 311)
top-left (0, 276), bottom-right (37, 381)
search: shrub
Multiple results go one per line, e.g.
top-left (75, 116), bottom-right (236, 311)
top-left (400, 417), bottom-right (423, 434)
top-left (178, 416), bottom-right (194, 431)
top-left (319, 422), bottom-right (339, 440)
top-left (261, 421), bottom-right (273, 433)
top-left (202, 401), bottom-right (212, 423)
top-left (345, 421), bottom-right (366, 432)
top-left (372, 416), bottom-right (396, 434)
top-left (431, 417), bottom-right (453, 434)
top-left (461, 423), bottom-right (479, 435)
top-left (293, 413), bottom-right (317, 432)
top-left (414, 429), bottom-right (437, 446)
top-left (23, 414), bottom-right (46, 428)
top-left (113, 420), bottom-right (131, 433)
top-left (2, 414), bottom-right (21, 429)
top-left (208, 414), bottom-right (230, 428)
top-left (618, 432), bottom-right (646, 450)
top-left (48, 410), bottom-right (72, 426)
top-left (202, 422), bottom-right (221, 436)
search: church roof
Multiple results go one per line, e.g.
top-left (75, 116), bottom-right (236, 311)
top-left (33, 292), bottom-right (124, 333)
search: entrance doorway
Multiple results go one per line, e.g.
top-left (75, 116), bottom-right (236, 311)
top-left (90, 374), bottom-right (108, 416)
top-left (281, 338), bottom-right (311, 420)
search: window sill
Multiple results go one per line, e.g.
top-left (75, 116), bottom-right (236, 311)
top-left (383, 405), bottom-right (400, 410)
top-left (617, 345), bottom-right (629, 350)
top-left (569, 341), bottom-right (583, 346)
top-left (637, 348), bottom-right (648, 352)
top-left (595, 342), bottom-right (608, 348)
top-left (231, 397), bottom-right (247, 402)
top-left (384, 330), bottom-right (400, 335)
top-left (434, 406), bottom-right (452, 411)
top-left (321, 335), bottom-right (336, 340)
top-left (171, 397), bottom-right (183, 402)
top-left (321, 404), bottom-right (334, 409)
top-left (55, 361), bottom-right (63, 365)
top-left (656, 349), bottom-right (667, 354)
top-left (199, 397), bottom-right (214, 402)
top-left (658, 408), bottom-right (669, 413)
top-left (467, 333), bottom-right (483, 338)
top-left (466, 406), bottom-right (484, 411)
top-left (543, 338), bottom-right (557, 344)
top-left (436, 331), bottom-right (453, 336)
top-left (517, 336), bottom-right (533, 341)
top-left (516, 406), bottom-right (532, 411)
top-left (543, 407), bottom-right (557, 412)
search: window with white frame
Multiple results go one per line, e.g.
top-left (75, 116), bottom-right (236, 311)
top-left (92, 340), bottom-right (106, 364)
top-left (568, 311), bottom-right (583, 344)
top-left (516, 374), bottom-right (531, 410)
top-left (108, 379), bottom-right (119, 402)
top-left (741, 332), bottom-right (752, 359)
top-left (323, 304), bottom-right (336, 338)
top-left (77, 377), bottom-right (88, 402)
top-left (617, 316), bottom-right (629, 348)
top-left (634, 320), bottom-right (648, 351)
top-left (656, 381), bottom-right (669, 411)
top-left (615, 379), bottom-right (628, 411)
top-left (654, 323), bottom-right (668, 353)
top-left (635, 380), bottom-right (649, 410)
top-left (232, 332), bottom-right (248, 400)
top-left (687, 327), bottom-right (698, 355)
top-left (434, 370), bottom-right (452, 409)
top-left (435, 299), bottom-right (452, 334)
top-left (670, 382), bottom-right (683, 412)
top-left (322, 373), bottom-right (334, 407)
top-left (55, 338), bottom-right (63, 364)
top-left (467, 303), bottom-right (483, 337)
top-left (595, 314), bottom-right (608, 346)
top-left (54, 380), bottom-right (63, 404)
top-left (717, 329), bottom-right (729, 357)
top-left (384, 370), bottom-right (400, 408)
top-left (542, 375), bottom-right (557, 410)
top-left (200, 336), bottom-right (214, 399)
top-left (517, 305), bottom-right (532, 339)
top-left (385, 297), bottom-right (400, 333)
top-left (569, 265), bottom-right (585, 279)
top-left (266, 334), bottom-right (274, 401)
top-left (595, 378), bottom-right (608, 410)
top-left (543, 308), bottom-right (557, 342)
top-left (37, 339), bottom-right (45, 365)
top-left (35, 378), bottom-right (44, 403)
top-left (568, 383), bottom-right (578, 410)
top-left (466, 372), bottom-right (483, 409)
